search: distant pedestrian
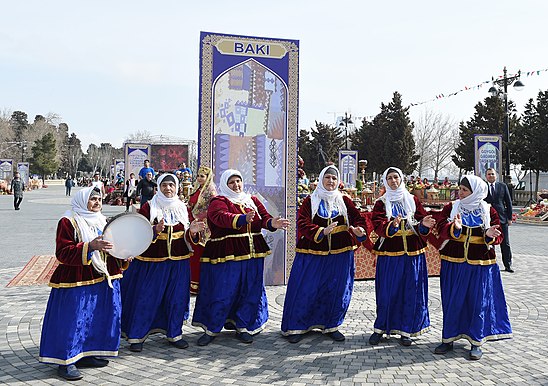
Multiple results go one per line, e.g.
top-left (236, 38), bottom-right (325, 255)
top-left (10, 172), bottom-right (25, 210)
top-left (136, 171), bottom-right (156, 207)
top-left (138, 159), bottom-right (155, 180)
top-left (65, 175), bottom-right (74, 196)
top-left (124, 172), bottom-right (138, 211)
top-left (90, 173), bottom-right (105, 198)
top-left (484, 168), bottom-right (514, 272)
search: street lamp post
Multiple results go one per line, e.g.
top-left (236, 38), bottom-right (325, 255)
top-left (488, 67), bottom-right (524, 195)
top-left (338, 112), bottom-right (353, 150)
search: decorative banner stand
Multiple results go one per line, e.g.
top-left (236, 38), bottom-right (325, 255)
top-left (198, 31), bottom-right (299, 285)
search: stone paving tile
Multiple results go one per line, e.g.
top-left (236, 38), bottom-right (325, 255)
top-left (1, 186), bottom-right (548, 385)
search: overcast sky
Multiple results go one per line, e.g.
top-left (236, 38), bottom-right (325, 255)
top-left (1, 0), bottom-right (547, 150)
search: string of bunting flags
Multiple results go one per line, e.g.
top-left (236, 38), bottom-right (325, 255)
top-left (408, 67), bottom-right (548, 108)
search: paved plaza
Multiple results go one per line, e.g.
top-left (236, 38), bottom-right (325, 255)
top-left (0, 185), bottom-right (547, 385)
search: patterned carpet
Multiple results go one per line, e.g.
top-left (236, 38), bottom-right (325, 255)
top-left (6, 255), bottom-right (58, 287)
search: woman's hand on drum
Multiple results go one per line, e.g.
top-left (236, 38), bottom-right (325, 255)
top-left (322, 221), bottom-right (338, 236)
top-left (272, 216), bottom-right (290, 230)
top-left (453, 213), bottom-right (462, 230)
top-left (350, 226), bottom-right (366, 238)
top-left (189, 219), bottom-right (206, 236)
top-left (421, 215), bottom-right (436, 228)
top-left (486, 224), bottom-right (502, 239)
top-left (89, 236), bottom-right (113, 252)
top-left (154, 219), bottom-right (165, 234)
top-left (245, 210), bottom-right (256, 223)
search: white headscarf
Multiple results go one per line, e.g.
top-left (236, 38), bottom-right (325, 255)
top-left (218, 169), bottom-right (259, 215)
top-left (310, 166), bottom-right (348, 225)
top-left (62, 186), bottom-right (112, 288)
top-left (450, 175), bottom-right (491, 227)
top-left (148, 173), bottom-right (190, 227)
top-left (381, 167), bottom-right (417, 226)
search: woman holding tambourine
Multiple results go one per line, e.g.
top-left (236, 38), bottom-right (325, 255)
top-left (121, 173), bottom-right (205, 353)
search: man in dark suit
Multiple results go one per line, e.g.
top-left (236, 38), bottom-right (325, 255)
top-left (484, 168), bottom-right (514, 272)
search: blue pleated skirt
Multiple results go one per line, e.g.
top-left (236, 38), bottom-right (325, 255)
top-left (39, 279), bottom-right (121, 365)
top-left (121, 259), bottom-right (190, 343)
top-left (281, 250), bottom-right (354, 335)
top-left (440, 260), bottom-right (512, 346)
top-left (192, 258), bottom-right (268, 335)
top-left (373, 253), bottom-right (430, 337)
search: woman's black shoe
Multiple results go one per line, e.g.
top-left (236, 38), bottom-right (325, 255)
top-left (76, 356), bottom-right (109, 368)
top-left (57, 364), bottom-right (83, 381)
top-left (368, 332), bottom-right (382, 345)
top-left (434, 342), bottom-right (453, 354)
top-left (169, 339), bottom-right (189, 349)
top-left (400, 336), bottom-right (412, 346)
top-left (197, 333), bottom-right (215, 346)
top-left (236, 332), bottom-right (253, 343)
top-left (328, 331), bottom-right (345, 341)
top-left (287, 334), bottom-right (303, 344)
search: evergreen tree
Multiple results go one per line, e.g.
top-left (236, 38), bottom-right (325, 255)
top-left (308, 121), bottom-right (344, 177)
top-left (353, 92), bottom-right (418, 175)
top-left (297, 129), bottom-right (316, 178)
top-left (10, 111), bottom-right (29, 142)
top-left (29, 133), bottom-right (59, 182)
top-left (453, 96), bottom-right (518, 172)
top-left (513, 92), bottom-right (548, 192)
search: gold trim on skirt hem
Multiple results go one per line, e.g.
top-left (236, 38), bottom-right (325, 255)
top-left (373, 326), bottom-right (430, 337)
top-left (281, 324), bottom-right (342, 336)
top-left (39, 350), bottom-right (118, 365)
top-left (441, 332), bottom-right (513, 346)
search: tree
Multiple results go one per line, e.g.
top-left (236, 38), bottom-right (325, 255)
top-left (297, 129), bottom-right (316, 178)
top-left (352, 92), bottom-right (418, 175)
top-left (308, 121), bottom-right (345, 177)
top-left (10, 111), bottom-right (29, 143)
top-left (125, 129), bottom-right (152, 143)
top-left (453, 96), bottom-right (518, 173)
top-left (413, 110), bottom-right (458, 180)
top-left (63, 133), bottom-right (84, 177)
top-left (29, 133), bottom-right (59, 182)
top-left (512, 91), bottom-right (548, 193)
top-left (86, 143), bottom-right (123, 176)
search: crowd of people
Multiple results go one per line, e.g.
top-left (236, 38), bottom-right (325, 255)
top-left (35, 160), bottom-right (514, 381)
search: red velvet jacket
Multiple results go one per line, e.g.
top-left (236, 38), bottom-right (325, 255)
top-left (201, 195), bottom-right (274, 264)
top-left (49, 217), bottom-right (127, 288)
top-left (188, 190), bottom-right (200, 222)
top-left (137, 202), bottom-right (195, 262)
top-left (295, 195), bottom-right (366, 255)
top-left (371, 196), bottom-right (430, 256)
top-left (435, 203), bottom-right (502, 265)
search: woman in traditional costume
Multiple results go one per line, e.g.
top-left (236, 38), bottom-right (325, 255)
top-left (281, 166), bottom-right (367, 343)
top-left (187, 166), bottom-right (217, 295)
top-left (39, 187), bottom-right (126, 381)
top-left (434, 175), bottom-right (512, 360)
top-left (368, 167), bottom-right (435, 346)
top-left (121, 173), bottom-right (205, 352)
top-left (192, 169), bottom-right (289, 346)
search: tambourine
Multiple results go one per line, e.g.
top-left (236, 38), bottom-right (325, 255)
top-left (102, 212), bottom-right (153, 259)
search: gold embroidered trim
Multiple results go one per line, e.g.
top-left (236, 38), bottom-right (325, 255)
top-left (209, 232), bottom-right (263, 242)
top-left (200, 252), bottom-right (270, 264)
top-left (48, 274), bottom-right (122, 288)
top-left (313, 227), bottom-right (324, 243)
top-left (294, 245), bottom-right (356, 256)
top-left (135, 254), bottom-right (190, 262)
top-left (440, 255), bottom-right (497, 265)
top-left (372, 247), bottom-right (427, 257)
